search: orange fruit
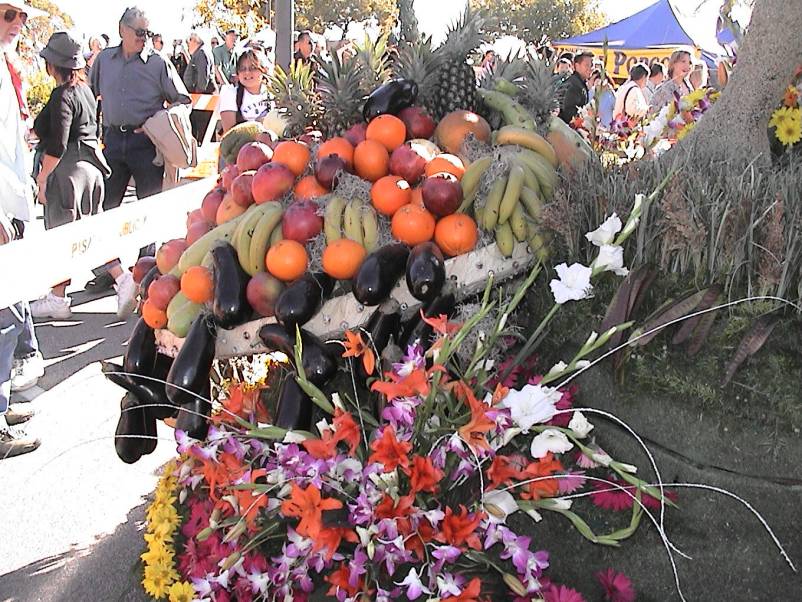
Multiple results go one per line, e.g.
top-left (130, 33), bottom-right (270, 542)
top-left (266, 239), bottom-right (309, 281)
top-left (353, 139), bottom-right (390, 182)
top-left (410, 187), bottom-right (424, 208)
top-left (294, 175), bottom-right (328, 200)
top-left (391, 204), bottom-right (436, 245)
top-left (317, 137), bottom-right (354, 168)
top-left (366, 114), bottom-right (407, 152)
top-left (371, 175), bottom-right (412, 216)
top-left (181, 265), bottom-right (214, 304)
top-left (425, 154), bottom-right (465, 180)
top-left (322, 239), bottom-right (367, 280)
top-left (141, 299), bottom-right (168, 329)
top-left (272, 140), bottom-right (310, 176)
top-left (434, 214), bottom-right (478, 257)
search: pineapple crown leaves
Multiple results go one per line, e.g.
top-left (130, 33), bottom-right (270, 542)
top-left (435, 5), bottom-right (487, 59)
top-left (518, 57), bottom-right (560, 124)
top-left (354, 32), bottom-right (393, 89)
top-left (391, 35), bottom-right (443, 106)
top-left (476, 52), bottom-right (528, 91)
top-left (268, 59), bottom-right (322, 136)
top-left (314, 52), bottom-right (368, 136)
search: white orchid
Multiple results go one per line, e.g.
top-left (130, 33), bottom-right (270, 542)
top-left (530, 429), bottom-right (574, 458)
top-left (568, 411), bottom-right (594, 438)
top-left (549, 262), bottom-right (593, 304)
top-left (592, 244), bottom-right (629, 276)
top-left (585, 213), bottom-right (623, 247)
top-left (483, 490), bottom-right (520, 524)
top-left (501, 384), bottom-right (562, 432)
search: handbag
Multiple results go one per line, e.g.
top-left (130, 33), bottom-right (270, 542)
top-left (142, 103), bottom-right (198, 169)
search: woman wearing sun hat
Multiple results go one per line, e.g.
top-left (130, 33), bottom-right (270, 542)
top-left (29, 30), bottom-right (110, 319)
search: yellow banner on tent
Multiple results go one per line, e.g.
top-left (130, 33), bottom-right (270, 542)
top-left (552, 45), bottom-right (701, 80)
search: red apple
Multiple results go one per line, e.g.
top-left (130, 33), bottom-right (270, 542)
top-left (132, 256), bottom-right (156, 284)
top-left (399, 106), bottom-right (436, 140)
top-left (255, 132), bottom-right (278, 149)
top-left (282, 200), bottom-right (323, 242)
top-left (201, 188), bottom-right (226, 223)
top-left (252, 162), bottom-right (296, 204)
top-left (155, 239), bottom-right (188, 274)
top-left (147, 274), bottom-right (181, 311)
top-left (186, 209), bottom-right (207, 229)
top-left (298, 130), bottom-right (324, 146)
top-left (343, 122), bottom-right (368, 147)
top-left (246, 272), bottom-right (285, 317)
top-left (389, 143), bottom-right (427, 184)
top-left (315, 154), bottom-right (346, 190)
top-left (236, 141), bottom-right (273, 172)
top-left (231, 171), bottom-right (256, 207)
top-left (186, 220), bottom-right (213, 245)
top-left (422, 173), bottom-right (463, 218)
top-left (221, 165), bottom-right (239, 191)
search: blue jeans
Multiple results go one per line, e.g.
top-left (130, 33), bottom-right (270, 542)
top-left (0, 302), bottom-right (39, 414)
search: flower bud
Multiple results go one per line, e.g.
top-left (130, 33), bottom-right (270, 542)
top-left (503, 573), bottom-right (528, 596)
top-left (196, 526), bottom-right (214, 542)
top-left (220, 551), bottom-right (242, 571)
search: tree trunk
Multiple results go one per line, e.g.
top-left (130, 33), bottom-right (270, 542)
top-left (680, 0), bottom-right (802, 163)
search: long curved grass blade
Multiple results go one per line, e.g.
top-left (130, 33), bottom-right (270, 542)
top-left (721, 315), bottom-right (779, 386)
top-left (686, 296), bottom-right (721, 356)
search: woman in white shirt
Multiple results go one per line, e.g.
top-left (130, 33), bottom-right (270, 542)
top-left (219, 48), bottom-right (271, 133)
top-left (613, 63), bottom-right (649, 121)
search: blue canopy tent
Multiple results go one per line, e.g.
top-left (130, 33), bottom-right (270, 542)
top-left (554, 0), bottom-right (720, 80)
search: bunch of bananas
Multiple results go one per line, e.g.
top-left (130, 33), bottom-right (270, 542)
top-left (324, 196), bottom-right (380, 252)
top-left (230, 202), bottom-right (285, 275)
top-left (461, 126), bottom-right (557, 260)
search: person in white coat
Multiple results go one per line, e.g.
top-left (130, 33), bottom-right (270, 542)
top-left (614, 63), bottom-right (649, 121)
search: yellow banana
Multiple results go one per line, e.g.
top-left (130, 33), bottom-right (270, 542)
top-left (324, 195), bottom-right (347, 243)
top-left (269, 222), bottom-right (284, 247)
top-left (474, 205), bottom-right (484, 225)
top-left (459, 155), bottom-right (493, 211)
top-left (496, 125), bottom-right (559, 168)
top-left (247, 203), bottom-right (283, 275)
top-left (177, 212), bottom-right (247, 275)
top-left (512, 156), bottom-right (540, 194)
top-left (526, 222), bottom-right (551, 262)
top-left (498, 165), bottom-right (525, 225)
top-left (495, 222), bottom-right (515, 257)
top-left (482, 170), bottom-right (508, 231)
top-left (510, 202), bottom-right (528, 242)
top-left (361, 205), bottom-right (379, 252)
top-left (344, 199), bottom-right (364, 245)
top-left (519, 186), bottom-right (543, 220)
top-left (516, 149), bottom-right (557, 201)
top-left (236, 204), bottom-right (269, 272)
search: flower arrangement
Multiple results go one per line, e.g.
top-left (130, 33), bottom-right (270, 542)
top-left (570, 105), bottom-right (646, 165)
top-left (768, 67), bottom-right (802, 153)
top-left (643, 88), bottom-right (720, 155)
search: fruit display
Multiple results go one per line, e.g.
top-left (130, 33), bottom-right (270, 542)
top-left (113, 4), bottom-right (572, 462)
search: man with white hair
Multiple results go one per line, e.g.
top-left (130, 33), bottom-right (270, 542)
top-left (183, 31), bottom-right (213, 94)
top-left (0, 0), bottom-right (47, 458)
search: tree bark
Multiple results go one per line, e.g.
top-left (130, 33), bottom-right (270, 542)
top-left (680, 0), bottom-right (802, 163)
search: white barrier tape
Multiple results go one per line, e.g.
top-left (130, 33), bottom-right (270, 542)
top-left (0, 177), bottom-right (217, 309)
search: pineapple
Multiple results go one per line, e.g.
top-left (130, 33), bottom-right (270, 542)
top-left (354, 33), bottom-right (392, 96)
top-left (518, 57), bottom-right (560, 129)
top-left (428, 7), bottom-right (486, 119)
top-left (397, 0), bottom-right (420, 44)
top-left (267, 60), bottom-right (322, 137)
top-left (393, 36), bottom-right (443, 116)
top-left (315, 53), bottom-right (367, 137)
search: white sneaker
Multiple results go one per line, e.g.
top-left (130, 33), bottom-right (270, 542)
top-left (30, 293), bottom-right (72, 319)
top-left (115, 272), bottom-right (138, 318)
top-left (10, 351), bottom-right (45, 392)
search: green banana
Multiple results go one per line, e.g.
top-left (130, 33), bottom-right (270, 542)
top-left (510, 202), bottom-right (528, 242)
top-left (477, 88), bottom-right (535, 130)
top-left (474, 205), bottom-right (484, 225)
top-left (527, 222), bottom-right (551, 262)
top-left (519, 186), bottom-right (544, 220)
top-left (482, 171), bottom-right (508, 231)
top-left (494, 77), bottom-right (520, 97)
top-left (361, 205), bottom-right (379, 252)
top-left (496, 125), bottom-right (559, 168)
top-left (269, 222), bottom-right (284, 247)
top-left (516, 148), bottom-right (557, 200)
top-left (495, 222), bottom-right (515, 257)
top-left (498, 165), bottom-right (525, 225)
top-left (176, 212), bottom-right (247, 275)
top-left (324, 195), bottom-right (347, 243)
top-left (247, 203), bottom-right (283, 275)
top-left (459, 155), bottom-right (493, 212)
top-left (512, 156), bottom-right (541, 194)
top-left (343, 199), bottom-right (364, 245)
top-left (235, 204), bottom-right (269, 272)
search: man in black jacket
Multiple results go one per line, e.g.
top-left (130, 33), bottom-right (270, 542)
top-left (558, 51), bottom-right (594, 123)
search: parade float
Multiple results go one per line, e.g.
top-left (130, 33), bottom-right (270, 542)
top-left (101, 8), bottom-right (799, 602)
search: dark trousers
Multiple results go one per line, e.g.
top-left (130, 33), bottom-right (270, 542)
top-left (94, 128), bottom-right (163, 275)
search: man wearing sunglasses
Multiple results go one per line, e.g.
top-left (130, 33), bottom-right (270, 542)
top-left (0, 0), bottom-right (48, 458)
top-left (88, 6), bottom-right (191, 315)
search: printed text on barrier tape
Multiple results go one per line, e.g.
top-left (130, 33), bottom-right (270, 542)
top-left (0, 177), bottom-right (217, 309)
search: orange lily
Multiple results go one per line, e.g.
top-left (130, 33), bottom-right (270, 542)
top-left (406, 454), bottom-right (444, 494)
top-left (421, 310), bottom-right (462, 337)
top-left (371, 367), bottom-right (430, 400)
top-left (447, 577), bottom-right (482, 601)
top-left (436, 505), bottom-right (485, 550)
top-left (315, 525), bottom-right (358, 560)
top-left (342, 330), bottom-right (375, 376)
top-left (280, 482), bottom-right (342, 538)
top-left (200, 451), bottom-right (245, 501)
top-left (450, 381), bottom-right (495, 453)
top-left (233, 468), bottom-right (268, 529)
top-left (519, 452), bottom-right (564, 500)
top-left (368, 426), bottom-right (412, 472)
top-left (301, 408), bottom-right (361, 459)
top-left (216, 384), bottom-right (271, 424)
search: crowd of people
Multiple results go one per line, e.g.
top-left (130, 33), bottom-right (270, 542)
top-left (552, 47), bottom-right (710, 127)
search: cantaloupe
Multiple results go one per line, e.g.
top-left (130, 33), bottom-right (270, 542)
top-left (434, 110), bottom-right (491, 156)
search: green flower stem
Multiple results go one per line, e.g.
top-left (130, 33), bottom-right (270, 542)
top-left (497, 303), bottom-right (560, 384)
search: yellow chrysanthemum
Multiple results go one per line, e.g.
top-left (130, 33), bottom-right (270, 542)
top-left (776, 117), bottom-right (802, 147)
top-left (770, 106), bottom-right (800, 130)
top-left (141, 541), bottom-right (174, 566)
top-left (147, 504), bottom-right (180, 532)
top-left (168, 581), bottom-right (197, 602)
top-left (143, 562), bottom-right (178, 599)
